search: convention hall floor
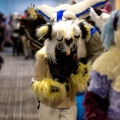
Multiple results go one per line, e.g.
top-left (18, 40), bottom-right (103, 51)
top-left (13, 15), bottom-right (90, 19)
top-left (0, 49), bottom-right (39, 120)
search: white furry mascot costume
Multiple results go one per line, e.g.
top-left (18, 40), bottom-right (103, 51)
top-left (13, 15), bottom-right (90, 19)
top-left (83, 10), bottom-right (120, 120)
top-left (31, 20), bottom-right (91, 120)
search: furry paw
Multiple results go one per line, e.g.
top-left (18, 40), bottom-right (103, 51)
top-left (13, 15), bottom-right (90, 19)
top-left (32, 78), bottom-right (67, 105)
top-left (50, 85), bottom-right (59, 92)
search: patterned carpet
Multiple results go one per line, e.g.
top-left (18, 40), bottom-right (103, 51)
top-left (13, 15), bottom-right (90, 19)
top-left (0, 52), bottom-right (39, 120)
top-left (0, 48), bottom-right (85, 120)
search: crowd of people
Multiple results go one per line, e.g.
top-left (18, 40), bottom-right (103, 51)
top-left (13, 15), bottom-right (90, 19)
top-left (0, 9), bottom-right (37, 70)
top-left (0, 9), bottom-right (35, 59)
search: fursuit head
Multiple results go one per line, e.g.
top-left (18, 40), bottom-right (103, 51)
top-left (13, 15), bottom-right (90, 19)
top-left (36, 20), bottom-right (90, 64)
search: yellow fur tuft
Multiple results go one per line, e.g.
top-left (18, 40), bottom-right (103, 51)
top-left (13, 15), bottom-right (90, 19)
top-left (70, 62), bottom-right (91, 93)
top-left (27, 5), bottom-right (37, 20)
top-left (36, 25), bottom-right (49, 40)
top-left (32, 78), bottom-right (67, 106)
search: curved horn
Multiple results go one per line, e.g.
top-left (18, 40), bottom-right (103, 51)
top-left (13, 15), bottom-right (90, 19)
top-left (70, 0), bottom-right (108, 18)
top-left (36, 4), bottom-right (54, 20)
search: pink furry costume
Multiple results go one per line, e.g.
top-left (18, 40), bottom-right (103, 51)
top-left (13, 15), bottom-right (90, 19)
top-left (83, 10), bottom-right (120, 120)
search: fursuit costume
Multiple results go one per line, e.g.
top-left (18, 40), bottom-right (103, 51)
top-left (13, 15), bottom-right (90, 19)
top-left (32, 20), bottom-right (91, 107)
top-left (19, 5), bottom-right (47, 51)
top-left (31, 20), bottom-right (91, 120)
top-left (28, 1), bottom-right (107, 120)
top-left (83, 10), bottom-right (120, 120)
top-left (31, 19), bottom-right (104, 120)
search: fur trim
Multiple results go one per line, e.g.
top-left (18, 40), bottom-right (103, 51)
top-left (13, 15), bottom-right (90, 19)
top-left (88, 70), bottom-right (110, 99)
top-left (70, 61), bottom-right (91, 93)
top-left (32, 78), bottom-right (67, 106)
top-left (83, 91), bottom-right (109, 120)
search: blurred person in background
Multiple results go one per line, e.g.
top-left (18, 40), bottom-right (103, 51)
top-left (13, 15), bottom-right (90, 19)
top-left (0, 12), bottom-right (6, 51)
top-left (20, 9), bottom-right (32, 59)
top-left (9, 12), bottom-right (22, 56)
top-left (0, 12), bottom-right (5, 71)
top-left (0, 55), bottom-right (4, 71)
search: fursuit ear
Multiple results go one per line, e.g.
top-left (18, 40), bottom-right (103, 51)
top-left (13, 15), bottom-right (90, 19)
top-left (36, 23), bottom-right (52, 41)
top-left (78, 22), bottom-right (90, 41)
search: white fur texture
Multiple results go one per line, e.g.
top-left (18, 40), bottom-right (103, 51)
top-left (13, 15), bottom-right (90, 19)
top-left (40, 20), bottom-right (87, 62)
top-left (46, 38), bottom-right (58, 63)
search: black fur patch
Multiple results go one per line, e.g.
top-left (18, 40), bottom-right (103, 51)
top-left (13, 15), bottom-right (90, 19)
top-left (94, 8), bottom-right (102, 16)
top-left (47, 46), bottom-right (77, 84)
top-left (78, 22), bottom-right (88, 40)
top-left (113, 14), bottom-right (118, 31)
top-left (45, 23), bottom-right (52, 40)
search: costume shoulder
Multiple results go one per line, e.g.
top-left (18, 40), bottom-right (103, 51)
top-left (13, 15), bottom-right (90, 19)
top-left (92, 46), bottom-right (120, 80)
top-left (35, 46), bottom-right (47, 60)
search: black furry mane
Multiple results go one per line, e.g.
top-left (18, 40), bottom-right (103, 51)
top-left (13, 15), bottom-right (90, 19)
top-left (79, 22), bottom-right (88, 39)
top-left (47, 47), bottom-right (77, 84)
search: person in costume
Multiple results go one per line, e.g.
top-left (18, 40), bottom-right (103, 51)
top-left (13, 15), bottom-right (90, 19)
top-left (83, 10), bottom-right (120, 120)
top-left (31, 20), bottom-right (91, 120)
top-left (73, 18), bottom-right (104, 120)
top-left (27, 1), bottom-right (107, 120)
top-left (18, 5), bottom-right (47, 51)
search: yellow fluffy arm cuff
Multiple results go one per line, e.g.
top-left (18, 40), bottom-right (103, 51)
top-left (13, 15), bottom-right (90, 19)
top-left (70, 62), bottom-right (91, 93)
top-left (32, 78), bottom-right (67, 106)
